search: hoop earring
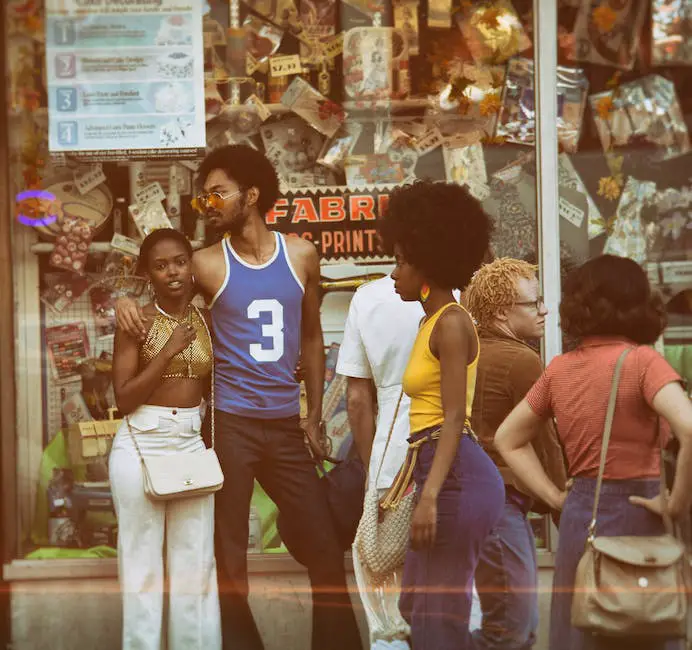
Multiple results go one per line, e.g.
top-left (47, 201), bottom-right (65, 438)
top-left (147, 281), bottom-right (155, 300)
top-left (420, 283), bottom-right (430, 303)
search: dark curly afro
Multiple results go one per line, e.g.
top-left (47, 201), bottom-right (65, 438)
top-left (196, 144), bottom-right (280, 215)
top-left (379, 180), bottom-right (493, 290)
top-left (560, 255), bottom-right (666, 345)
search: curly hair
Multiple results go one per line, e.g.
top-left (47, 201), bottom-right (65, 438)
top-left (560, 255), bottom-right (666, 345)
top-left (379, 180), bottom-right (492, 289)
top-left (137, 228), bottom-right (193, 275)
top-left (463, 258), bottom-right (538, 329)
top-left (196, 144), bottom-right (280, 215)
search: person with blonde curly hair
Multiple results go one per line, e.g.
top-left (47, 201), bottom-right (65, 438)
top-left (463, 258), bottom-right (566, 650)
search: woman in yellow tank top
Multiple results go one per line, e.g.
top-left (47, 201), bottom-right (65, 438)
top-left (379, 181), bottom-right (505, 650)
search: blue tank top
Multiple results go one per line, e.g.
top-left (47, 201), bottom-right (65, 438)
top-left (211, 232), bottom-right (304, 418)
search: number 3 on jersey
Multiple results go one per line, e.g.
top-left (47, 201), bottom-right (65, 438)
top-left (247, 299), bottom-right (284, 362)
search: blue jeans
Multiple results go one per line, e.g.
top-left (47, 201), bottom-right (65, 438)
top-left (551, 477), bottom-right (684, 650)
top-left (399, 431), bottom-right (505, 650)
top-left (472, 489), bottom-right (538, 650)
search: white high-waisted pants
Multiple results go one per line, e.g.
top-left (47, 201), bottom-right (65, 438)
top-left (109, 404), bottom-right (221, 650)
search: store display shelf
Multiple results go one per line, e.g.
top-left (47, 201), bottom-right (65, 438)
top-left (30, 240), bottom-right (206, 254)
top-left (217, 98), bottom-right (431, 116)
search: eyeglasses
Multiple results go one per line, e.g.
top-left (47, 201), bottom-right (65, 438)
top-left (191, 189), bottom-right (242, 214)
top-left (513, 296), bottom-right (545, 310)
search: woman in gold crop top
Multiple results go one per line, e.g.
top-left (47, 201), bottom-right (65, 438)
top-left (379, 181), bottom-right (504, 650)
top-left (110, 229), bottom-right (221, 650)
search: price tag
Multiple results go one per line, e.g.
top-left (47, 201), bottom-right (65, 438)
top-left (246, 95), bottom-right (272, 122)
top-left (134, 182), bottom-right (166, 207)
top-left (323, 34), bottom-right (344, 60)
top-left (493, 162), bottom-right (523, 184)
top-left (110, 233), bottom-right (140, 256)
top-left (269, 54), bottom-right (303, 77)
top-left (246, 53), bottom-right (261, 76)
top-left (415, 128), bottom-right (444, 155)
top-left (73, 165), bottom-right (106, 195)
top-left (445, 130), bottom-right (484, 149)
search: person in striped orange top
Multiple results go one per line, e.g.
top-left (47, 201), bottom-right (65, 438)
top-left (496, 255), bottom-right (692, 650)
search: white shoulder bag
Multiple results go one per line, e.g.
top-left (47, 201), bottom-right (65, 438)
top-left (126, 304), bottom-right (224, 501)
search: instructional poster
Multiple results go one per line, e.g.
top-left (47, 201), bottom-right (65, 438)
top-left (45, 0), bottom-right (206, 161)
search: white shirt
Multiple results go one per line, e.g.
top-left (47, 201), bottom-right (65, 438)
top-left (336, 276), bottom-right (423, 490)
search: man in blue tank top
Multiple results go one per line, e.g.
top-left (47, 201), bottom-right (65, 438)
top-left (116, 145), bottom-right (363, 650)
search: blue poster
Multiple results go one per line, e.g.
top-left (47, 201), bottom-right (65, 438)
top-left (45, 0), bottom-right (206, 161)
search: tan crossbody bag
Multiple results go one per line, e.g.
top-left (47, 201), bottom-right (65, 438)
top-left (571, 347), bottom-right (688, 637)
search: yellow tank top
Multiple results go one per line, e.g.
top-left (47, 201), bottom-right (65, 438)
top-left (139, 306), bottom-right (212, 380)
top-left (402, 302), bottom-right (479, 434)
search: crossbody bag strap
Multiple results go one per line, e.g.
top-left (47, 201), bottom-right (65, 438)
top-left (588, 347), bottom-right (632, 541)
top-left (193, 304), bottom-right (215, 450)
top-left (374, 388), bottom-right (404, 484)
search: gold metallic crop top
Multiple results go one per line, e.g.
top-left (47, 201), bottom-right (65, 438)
top-left (139, 306), bottom-right (212, 380)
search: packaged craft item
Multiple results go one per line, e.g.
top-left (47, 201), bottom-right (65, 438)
top-left (570, 0), bottom-right (647, 70)
top-left (45, 322), bottom-right (91, 383)
top-left (299, 0), bottom-right (337, 57)
top-left (455, 0), bottom-right (531, 65)
top-left (41, 273), bottom-right (90, 314)
top-left (343, 27), bottom-right (410, 102)
top-left (644, 186), bottom-right (692, 262)
top-left (242, 0), bottom-right (304, 40)
top-left (652, 0), bottom-right (692, 66)
top-left (496, 58), bottom-right (588, 153)
top-left (280, 76), bottom-right (344, 138)
top-left (244, 15), bottom-right (284, 65)
top-left (317, 122), bottom-right (363, 171)
top-left (590, 75), bottom-right (690, 161)
top-left (603, 177), bottom-right (657, 265)
top-left (260, 116), bottom-right (337, 186)
top-left (345, 154), bottom-right (406, 186)
top-left (379, 126), bottom-right (419, 181)
top-left (442, 143), bottom-right (489, 201)
top-left (557, 154), bottom-right (605, 240)
top-left (483, 161), bottom-right (590, 263)
top-left (393, 0), bottom-right (420, 56)
top-left (129, 200), bottom-right (173, 239)
top-left (49, 216), bottom-right (94, 275)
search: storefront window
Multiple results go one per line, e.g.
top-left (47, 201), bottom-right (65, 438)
top-left (554, 2), bottom-right (692, 369)
top-left (5, 0), bottom-right (548, 560)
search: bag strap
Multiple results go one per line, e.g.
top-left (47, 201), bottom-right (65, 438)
top-left (374, 388), bottom-right (404, 483)
top-left (193, 304), bottom-right (215, 450)
top-left (589, 347), bottom-right (675, 540)
top-left (588, 347), bottom-right (631, 541)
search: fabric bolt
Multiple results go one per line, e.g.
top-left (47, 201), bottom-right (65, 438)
top-left (109, 404), bottom-right (221, 650)
top-left (472, 490), bottom-right (538, 650)
top-left (550, 477), bottom-right (684, 650)
top-left (399, 431), bottom-right (504, 650)
top-left (211, 231), bottom-right (304, 419)
top-left (336, 275), bottom-right (424, 491)
top-left (526, 337), bottom-right (681, 479)
top-left (213, 410), bottom-right (362, 650)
